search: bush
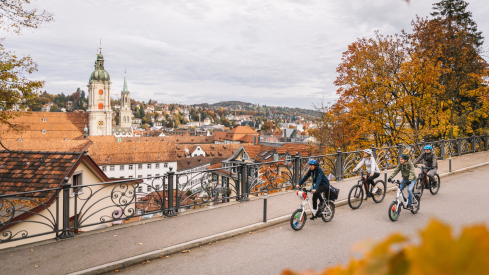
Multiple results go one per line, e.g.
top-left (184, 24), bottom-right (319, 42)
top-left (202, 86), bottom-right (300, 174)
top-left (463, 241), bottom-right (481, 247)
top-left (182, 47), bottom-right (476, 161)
top-left (282, 219), bottom-right (489, 275)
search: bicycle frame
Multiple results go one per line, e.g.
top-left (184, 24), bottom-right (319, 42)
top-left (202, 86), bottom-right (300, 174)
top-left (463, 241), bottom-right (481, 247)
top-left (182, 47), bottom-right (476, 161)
top-left (394, 184), bottom-right (410, 210)
top-left (296, 190), bottom-right (331, 221)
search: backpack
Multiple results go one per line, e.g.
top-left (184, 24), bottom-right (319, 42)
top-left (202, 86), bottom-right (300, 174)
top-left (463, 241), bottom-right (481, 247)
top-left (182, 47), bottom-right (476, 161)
top-left (327, 185), bottom-right (340, 201)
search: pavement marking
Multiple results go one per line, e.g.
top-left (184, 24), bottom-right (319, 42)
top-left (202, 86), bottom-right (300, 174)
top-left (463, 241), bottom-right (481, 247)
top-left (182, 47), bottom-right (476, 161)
top-left (68, 161), bottom-right (489, 275)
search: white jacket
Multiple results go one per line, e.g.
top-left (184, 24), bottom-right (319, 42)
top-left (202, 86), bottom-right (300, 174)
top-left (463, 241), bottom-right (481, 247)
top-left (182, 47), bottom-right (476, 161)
top-left (354, 157), bottom-right (380, 174)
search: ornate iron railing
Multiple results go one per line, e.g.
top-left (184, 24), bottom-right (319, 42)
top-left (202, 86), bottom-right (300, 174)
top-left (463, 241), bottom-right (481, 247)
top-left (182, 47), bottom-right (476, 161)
top-left (1, 135), bottom-right (488, 245)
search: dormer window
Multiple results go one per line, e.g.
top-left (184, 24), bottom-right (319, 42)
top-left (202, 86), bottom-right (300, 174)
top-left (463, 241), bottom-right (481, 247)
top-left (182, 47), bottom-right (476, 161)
top-left (42, 117), bottom-right (46, 122)
top-left (41, 129), bottom-right (46, 134)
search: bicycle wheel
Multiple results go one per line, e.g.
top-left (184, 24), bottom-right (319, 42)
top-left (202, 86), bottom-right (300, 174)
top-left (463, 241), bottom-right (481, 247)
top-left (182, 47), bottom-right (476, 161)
top-left (290, 209), bottom-right (306, 231)
top-left (411, 194), bottom-right (421, 214)
top-left (388, 201), bottom-right (401, 222)
top-left (429, 174), bottom-right (441, 195)
top-left (348, 185), bottom-right (364, 209)
top-left (321, 201), bottom-right (335, 222)
top-left (372, 180), bottom-right (386, 203)
top-left (415, 178), bottom-right (424, 198)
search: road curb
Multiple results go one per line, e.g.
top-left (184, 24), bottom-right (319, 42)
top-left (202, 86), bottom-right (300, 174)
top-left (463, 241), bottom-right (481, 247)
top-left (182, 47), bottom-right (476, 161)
top-left (69, 161), bottom-right (489, 275)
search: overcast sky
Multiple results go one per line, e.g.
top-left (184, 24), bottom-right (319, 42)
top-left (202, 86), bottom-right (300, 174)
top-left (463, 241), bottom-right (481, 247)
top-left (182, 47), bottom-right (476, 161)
top-left (3, 0), bottom-right (489, 109)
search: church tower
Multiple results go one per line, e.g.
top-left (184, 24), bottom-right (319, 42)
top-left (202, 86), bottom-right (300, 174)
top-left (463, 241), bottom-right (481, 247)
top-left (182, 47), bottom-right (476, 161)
top-left (120, 70), bottom-right (132, 128)
top-left (87, 48), bottom-right (113, 136)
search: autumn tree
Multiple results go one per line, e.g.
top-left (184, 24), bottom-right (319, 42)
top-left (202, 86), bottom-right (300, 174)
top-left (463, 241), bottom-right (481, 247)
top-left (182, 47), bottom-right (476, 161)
top-left (261, 121), bottom-right (274, 131)
top-left (0, 0), bottom-right (53, 133)
top-left (428, 0), bottom-right (489, 137)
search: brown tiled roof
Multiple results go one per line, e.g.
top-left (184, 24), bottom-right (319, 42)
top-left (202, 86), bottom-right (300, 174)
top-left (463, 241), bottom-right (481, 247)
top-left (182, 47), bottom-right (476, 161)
top-left (212, 131), bottom-right (227, 142)
top-left (165, 135), bottom-right (214, 144)
top-left (242, 145), bottom-right (263, 159)
top-left (239, 134), bottom-right (256, 144)
top-left (0, 151), bottom-right (82, 196)
top-left (177, 156), bottom-right (211, 171)
top-left (136, 190), bottom-right (192, 211)
top-left (0, 112), bottom-right (88, 140)
top-left (1, 139), bottom-right (91, 152)
top-left (87, 139), bottom-right (177, 165)
top-left (176, 144), bottom-right (240, 160)
top-left (228, 126), bottom-right (258, 135)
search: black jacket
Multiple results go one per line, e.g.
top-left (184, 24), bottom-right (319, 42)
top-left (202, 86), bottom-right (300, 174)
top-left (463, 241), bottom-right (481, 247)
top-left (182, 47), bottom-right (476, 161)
top-left (298, 166), bottom-right (330, 191)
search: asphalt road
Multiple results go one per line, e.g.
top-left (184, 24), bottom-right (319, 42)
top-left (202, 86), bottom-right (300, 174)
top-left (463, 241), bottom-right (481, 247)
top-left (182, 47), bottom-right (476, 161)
top-left (108, 165), bottom-right (489, 275)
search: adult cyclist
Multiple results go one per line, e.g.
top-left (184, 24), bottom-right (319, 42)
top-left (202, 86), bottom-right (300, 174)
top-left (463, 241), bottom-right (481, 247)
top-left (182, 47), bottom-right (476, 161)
top-left (296, 159), bottom-right (330, 220)
top-left (352, 149), bottom-right (382, 196)
top-left (388, 154), bottom-right (417, 210)
top-left (413, 145), bottom-right (438, 186)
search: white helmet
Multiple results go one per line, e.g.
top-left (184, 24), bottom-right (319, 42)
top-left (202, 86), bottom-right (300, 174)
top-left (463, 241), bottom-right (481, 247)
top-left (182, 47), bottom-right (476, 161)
top-left (364, 149), bottom-right (372, 155)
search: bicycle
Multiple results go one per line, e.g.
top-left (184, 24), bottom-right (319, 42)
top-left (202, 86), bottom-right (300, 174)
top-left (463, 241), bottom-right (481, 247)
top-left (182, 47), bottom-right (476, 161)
top-left (348, 172), bottom-right (386, 209)
top-left (414, 165), bottom-right (440, 198)
top-left (388, 179), bottom-right (421, 221)
top-left (290, 188), bottom-right (335, 231)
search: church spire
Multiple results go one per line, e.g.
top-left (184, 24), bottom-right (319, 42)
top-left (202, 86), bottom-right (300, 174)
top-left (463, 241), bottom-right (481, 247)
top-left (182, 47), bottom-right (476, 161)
top-left (122, 68), bottom-right (129, 93)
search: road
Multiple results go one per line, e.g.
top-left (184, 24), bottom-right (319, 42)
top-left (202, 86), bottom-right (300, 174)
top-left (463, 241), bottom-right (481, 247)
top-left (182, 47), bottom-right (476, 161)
top-left (109, 165), bottom-right (489, 275)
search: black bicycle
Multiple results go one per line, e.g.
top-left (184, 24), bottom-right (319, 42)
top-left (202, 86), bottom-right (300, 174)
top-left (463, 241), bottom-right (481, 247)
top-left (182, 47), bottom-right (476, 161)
top-left (348, 172), bottom-right (386, 209)
top-left (414, 165), bottom-right (440, 197)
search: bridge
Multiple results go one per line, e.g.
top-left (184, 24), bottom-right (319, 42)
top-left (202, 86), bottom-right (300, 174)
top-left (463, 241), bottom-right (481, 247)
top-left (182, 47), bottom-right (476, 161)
top-left (1, 139), bottom-right (489, 274)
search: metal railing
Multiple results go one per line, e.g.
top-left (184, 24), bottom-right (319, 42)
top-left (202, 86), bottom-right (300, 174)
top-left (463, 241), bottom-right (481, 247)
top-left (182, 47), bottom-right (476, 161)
top-left (1, 135), bottom-right (488, 245)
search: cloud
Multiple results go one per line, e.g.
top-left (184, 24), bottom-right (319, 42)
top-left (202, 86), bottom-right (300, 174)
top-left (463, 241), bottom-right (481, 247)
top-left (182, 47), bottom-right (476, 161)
top-left (4, 0), bottom-right (489, 109)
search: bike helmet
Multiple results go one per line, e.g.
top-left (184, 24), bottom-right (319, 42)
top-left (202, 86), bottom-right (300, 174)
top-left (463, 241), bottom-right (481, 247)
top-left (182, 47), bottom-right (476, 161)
top-left (400, 154), bottom-right (409, 160)
top-left (364, 149), bottom-right (373, 155)
top-left (424, 145), bottom-right (433, 150)
top-left (308, 159), bottom-right (319, 166)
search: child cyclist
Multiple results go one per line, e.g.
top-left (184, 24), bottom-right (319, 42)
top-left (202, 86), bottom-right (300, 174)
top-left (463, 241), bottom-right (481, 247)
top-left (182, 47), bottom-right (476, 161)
top-left (352, 149), bottom-right (382, 196)
top-left (296, 159), bottom-right (330, 220)
top-left (388, 154), bottom-right (417, 210)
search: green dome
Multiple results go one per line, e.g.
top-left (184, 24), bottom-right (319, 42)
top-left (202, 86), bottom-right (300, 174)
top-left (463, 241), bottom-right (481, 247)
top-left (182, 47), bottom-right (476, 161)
top-left (89, 53), bottom-right (110, 82)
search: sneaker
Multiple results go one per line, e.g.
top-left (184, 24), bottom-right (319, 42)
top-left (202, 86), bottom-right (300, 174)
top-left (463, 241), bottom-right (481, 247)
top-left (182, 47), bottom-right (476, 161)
top-left (372, 187), bottom-right (378, 194)
top-left (309, 216), bottom-right (316, 220)
top-left (407, 204), bottom-right (413, 210)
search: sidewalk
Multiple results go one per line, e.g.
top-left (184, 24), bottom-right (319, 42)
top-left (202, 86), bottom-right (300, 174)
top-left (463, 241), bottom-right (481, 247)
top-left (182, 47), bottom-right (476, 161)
top-left (1, 151), bottom-right (489, 275)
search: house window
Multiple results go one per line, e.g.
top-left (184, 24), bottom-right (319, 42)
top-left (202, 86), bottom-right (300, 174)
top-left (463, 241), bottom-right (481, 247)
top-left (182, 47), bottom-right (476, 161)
top-left (155, 164), bottom-right (160, 169)
top-left (147, 174), bottom-right (152, 178)
top-left (273, 153), bottom-right (279, 161)
top-left (110, 166), bottom-right (115, 171)
top-left (155, 185), bottom-right (160, 191)
top-left (41, 129), bottom-right (46, 134)
top-left (120, 165), bottom-right (124, 171)
top-left (42, 117), bottom-right (46, 122)
top-left (164, 163), bottom-right (168, 168)
top-left (72, 173), bottom-right (83, 196)
top-left (120, 176), bottom-right (124, 179)
top-left (147, 186), bottom-right (152, 192)
top-left (128, 176), bottom-right (133, 178)
top-left (138, 164), bottom-right (143, 169)
top-left (102, 166), bottom-right (107, 172)
top-left (137, 187), bottom-right (143, 193)
top-left (155, 174), bottom-right (160, 177)
top-left (147, 164), bottom-right (152, 169)
top-left (138, 175), bottom-right (142, 178)
top-left (129, 165), bottom-right (133, 170)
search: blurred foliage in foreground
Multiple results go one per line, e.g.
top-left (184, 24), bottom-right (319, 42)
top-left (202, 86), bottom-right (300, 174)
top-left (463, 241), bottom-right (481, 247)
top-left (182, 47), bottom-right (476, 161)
top-left (282, 219), bottom-right (489, 275)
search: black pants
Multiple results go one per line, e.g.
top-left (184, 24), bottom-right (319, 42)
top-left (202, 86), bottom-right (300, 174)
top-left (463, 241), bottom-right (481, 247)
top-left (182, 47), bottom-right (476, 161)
top-left (312, 185), bottom-right (329, 210)
top-left (367, 172), bottom-right (380, 187)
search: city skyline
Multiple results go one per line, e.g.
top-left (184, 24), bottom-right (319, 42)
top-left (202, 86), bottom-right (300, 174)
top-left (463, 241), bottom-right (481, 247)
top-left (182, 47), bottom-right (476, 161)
top-left (3, 0), bottom-right (489, 109)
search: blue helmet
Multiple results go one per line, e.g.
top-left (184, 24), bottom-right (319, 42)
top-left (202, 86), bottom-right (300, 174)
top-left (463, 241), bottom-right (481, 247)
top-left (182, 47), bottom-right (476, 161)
top-left (400, 154), bottom-right (409, 160)
top-left (308, 159), bottom-right (319, 166)
top-left (424, 145), bottom-right (433, 150)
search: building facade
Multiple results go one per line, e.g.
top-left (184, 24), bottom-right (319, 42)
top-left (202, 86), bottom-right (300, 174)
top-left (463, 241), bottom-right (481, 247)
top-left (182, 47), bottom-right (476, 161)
top-left (87, 51), bottom-right (113, 136)
top-left (120, 71), bottom-right (132, 128)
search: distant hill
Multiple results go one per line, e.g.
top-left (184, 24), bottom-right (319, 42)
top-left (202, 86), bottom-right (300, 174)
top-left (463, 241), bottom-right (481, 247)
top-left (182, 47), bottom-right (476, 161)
top-left (192, 101), bottom-right (319, 120)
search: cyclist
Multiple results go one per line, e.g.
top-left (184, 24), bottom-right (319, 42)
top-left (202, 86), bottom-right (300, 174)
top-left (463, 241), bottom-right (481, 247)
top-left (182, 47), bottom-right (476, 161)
top-left (388, 154), bottom-right (416, 210)
top-left (413, 145), bottom-right (438, 186)
top-left (352, 149), bottom-right (381, 196)
top-left (296, 159), bottom-right (330, 220)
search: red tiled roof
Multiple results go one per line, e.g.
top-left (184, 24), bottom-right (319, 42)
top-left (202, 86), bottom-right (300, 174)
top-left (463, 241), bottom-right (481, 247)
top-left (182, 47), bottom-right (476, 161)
top-left (0, 151), bottom-right (82, 196)
top-left (0, 112), bottom-right (88, 140)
